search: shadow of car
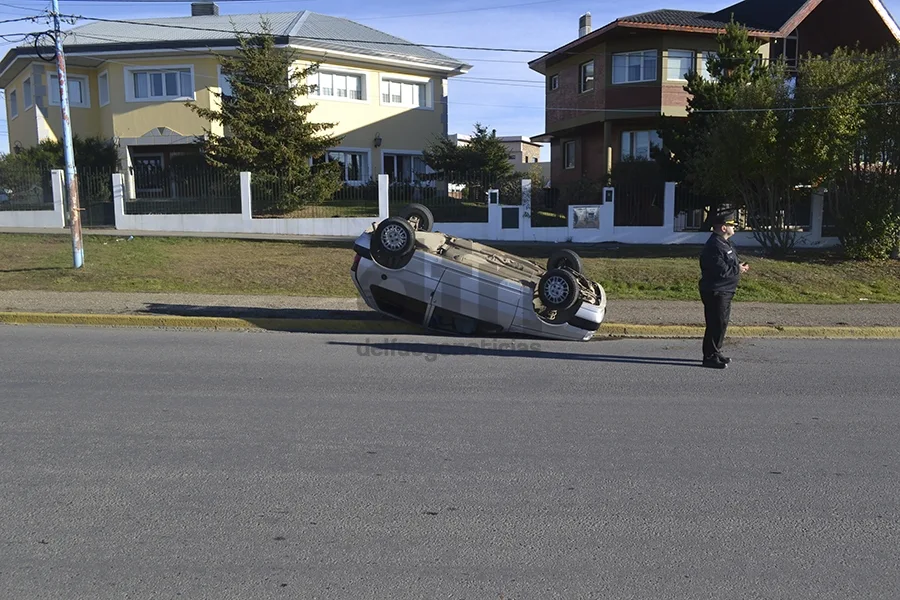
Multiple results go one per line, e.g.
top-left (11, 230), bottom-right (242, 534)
top-left (350, 203), bottom-right (607, 341)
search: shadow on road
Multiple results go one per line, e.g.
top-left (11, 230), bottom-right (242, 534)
top-left (329, 340), bottom-right (704, 367)
top-left (141, 303), bottom-right (385, 321)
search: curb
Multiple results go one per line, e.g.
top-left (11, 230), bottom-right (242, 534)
top-left (2, 311), bottom-right (900, 339)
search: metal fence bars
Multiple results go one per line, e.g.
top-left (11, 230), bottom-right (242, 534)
top-left (125, 164), bottom-right (242, 215)
top-left (0, 165), bottom-right (53, 212)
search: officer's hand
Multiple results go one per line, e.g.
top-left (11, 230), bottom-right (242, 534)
top-left (740, 262), bottom-right (750, 273)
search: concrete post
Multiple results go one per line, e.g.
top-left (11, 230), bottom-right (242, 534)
top-left (240, 171), bottom-right (252, 221)
top-left (663, 181), bottom-right (676, 231)
top-left (810, 190), bottom-right (825, 240)
top-left (378, 173), bottom-right (390, 219)
top-left (50, 169), bottom-right (66, 228)
top-left (111, 173), bottom-right (125, 230)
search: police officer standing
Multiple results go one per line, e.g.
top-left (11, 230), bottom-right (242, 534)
top-left (699, 210), bottom-right (749, 369)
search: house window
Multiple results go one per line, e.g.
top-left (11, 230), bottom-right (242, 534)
top-left (217, 65), bottom-right (233, 99)
top-left (381, 77), bottom-right (428, 108)
top-left (699, 52), bottom-right (717, 81)
top-left (310, 71), bottom-right (364, 100)
top-left (621, 130), bottom-right (662, 160)
top-left (549, 74), bottom-right (559, 90)
top-left (383, 153), bottom-right (431, 183)
top-left (23, 77), bottom-right (32, 109)
top-left (612, 50), bottom-right (658, 84)
top-left (126, 66), bottom-right (194, 101)
top-left (563, 140), bottom-right (575, 169)
top-left (98, 71), bottom-right (109, 106)
top-left (579, 61), bottom-right (594, 92)
top-left (8, 89), bottom-right (17, 118)
top-left (667, 50), bottom-right (695, 81)
top-left (317, 150), bottom-right (369, 183)
top-left (49, 74), bottom-right (89, 107)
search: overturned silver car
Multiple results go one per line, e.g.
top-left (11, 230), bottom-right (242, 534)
top-left (350, 204), bottom-right (607, 341)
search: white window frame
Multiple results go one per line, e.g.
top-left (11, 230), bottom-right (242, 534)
top-left (8, 89), bottom-right (17, 119)
top-left (621, 130), bottom-right (662, 161)
top-left (579, 61), bottom-right (594, 93)
top-left (612, 50), bottom-right (658, 84)
top-left (124, 64), bottom-right (195, 103)
top-left (666, 49), bottom-right (695, 81)
top-left (318, 148), bottom-right (371, 185)
top-left (381, 150), bottom-right (434, 184)
top-left (23, 76), bottom-right (32, 109)
top-left (379, 74), bottom-right (433, 110)
top-left (308, 68), bottom-right (367, 103)
top-left (49, 73), bottom-right (90, 108)
top-left (549, 74), bottom-right (559, 91)
top-left (98, 70), bottom-right (109, 107)
top-left (563, 140), bottom-right (575, 169)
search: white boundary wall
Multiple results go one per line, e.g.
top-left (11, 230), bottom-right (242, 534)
top-left (0, 169), bottom-right (66, 229)
top-left (4, 171), bottom-right (839, 248)
top-left (112, 172), bottom-right (388, 236)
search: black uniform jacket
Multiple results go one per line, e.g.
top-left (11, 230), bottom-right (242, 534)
top-left (699, 233), bottom-right (741, 294)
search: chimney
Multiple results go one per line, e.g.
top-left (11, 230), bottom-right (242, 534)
top-left (579, 12), bottom-right (592, 37)
top-left (191, 2), bottom-right (219, 16)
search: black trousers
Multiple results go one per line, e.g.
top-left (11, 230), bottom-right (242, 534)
top-left (700, 290), bottom-right (734, 359)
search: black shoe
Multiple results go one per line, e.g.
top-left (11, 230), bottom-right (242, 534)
top-left (702, 358), bottom-right (727, 369)
top-left (717, 355), bottom-right (732, 364)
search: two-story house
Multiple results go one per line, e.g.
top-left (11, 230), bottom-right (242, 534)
top-left (0, 2), bottom-right (470, 196)
top-left (528, 0), bottom-right (900, 188)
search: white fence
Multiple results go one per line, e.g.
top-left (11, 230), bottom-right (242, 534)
top-left (0, 170), bottom-right (66, 229)
top-left (0, 171), bottom-right (840, 247)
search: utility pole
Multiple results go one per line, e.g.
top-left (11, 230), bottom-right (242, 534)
top-left (49, 0), bottom-right (83, 268)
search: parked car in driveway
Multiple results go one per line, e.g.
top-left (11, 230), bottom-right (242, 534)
top-left (350, 204), bottom-right (607, 341)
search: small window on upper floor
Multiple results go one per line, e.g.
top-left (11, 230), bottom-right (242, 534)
top-left (579, 61), bottom-right (594, 93)
top-left (309, 70), bottom-right (366, 101)
top-left (549, 74), bottom-right (559, 91)
top-left (99, 71), bottom-right (110, 106)
top-left (8, 89), bottom-right (17, 118)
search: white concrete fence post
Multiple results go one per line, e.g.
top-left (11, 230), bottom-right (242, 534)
top-left (240, 171), bottom-right (252, 221)
top-left (50, 169), bottom-right (66, 228)
top-left (378, 173), bottom-right (390, 220)
top-left (111, 173), bottom-right (125, 230)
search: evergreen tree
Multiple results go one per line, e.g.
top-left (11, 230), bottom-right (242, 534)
top-left (188, 20), bottom-right (344, 213)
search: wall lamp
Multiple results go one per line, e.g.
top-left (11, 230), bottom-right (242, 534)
top-left (373, 133), bottom-right (382, 148)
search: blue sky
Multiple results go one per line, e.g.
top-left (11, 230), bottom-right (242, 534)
top-left (2, 0), bottom-right (900, 160)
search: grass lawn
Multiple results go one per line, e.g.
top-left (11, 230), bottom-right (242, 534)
top-left (2, 232), bottom-right (899, 303)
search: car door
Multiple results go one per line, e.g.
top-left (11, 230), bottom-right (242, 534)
top-left (429, 262), bottom-right (521, 330)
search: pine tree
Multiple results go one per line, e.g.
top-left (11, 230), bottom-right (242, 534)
top-left (188, 20), bottom-right (344, 213)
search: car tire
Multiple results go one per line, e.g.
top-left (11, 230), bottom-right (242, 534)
top-left (547, 249), bottom-right (584, 274)
top-left (538, 268), bottom-right (580, 313)
top-left (371, 217), bottom-right (416, 269)
top-left (399, 203), bottom-right (434, 232)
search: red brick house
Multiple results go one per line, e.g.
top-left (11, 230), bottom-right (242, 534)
top-left (528, 0), bottom-right (900, 189)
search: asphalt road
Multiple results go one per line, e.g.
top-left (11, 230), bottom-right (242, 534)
top-left (1, 325), bottom-right (898, 600)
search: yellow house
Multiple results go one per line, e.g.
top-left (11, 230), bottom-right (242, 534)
top-left (0, 2), bottom-right (471, 195)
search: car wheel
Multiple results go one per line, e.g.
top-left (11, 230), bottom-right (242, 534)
top-left (399, 203), bottom-right (434, 232)
top-left (538, 268), bottom-right (580, 312)
top-left (371, 216), bottom-right (416, 269)
top-left (547, 249), bottom-right (584, 274)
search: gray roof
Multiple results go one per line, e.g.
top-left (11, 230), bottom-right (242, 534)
top-left (9, 10), bottom-right (469, 72)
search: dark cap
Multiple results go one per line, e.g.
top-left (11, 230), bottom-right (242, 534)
top-left (710, 210), bottom-right (737, 226)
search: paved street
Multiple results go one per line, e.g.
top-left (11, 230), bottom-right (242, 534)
top-left (1, 326), bottom-right (898, 599)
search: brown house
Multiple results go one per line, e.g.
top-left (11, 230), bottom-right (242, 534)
top-left (528, 0), bottom-right (900, 188)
